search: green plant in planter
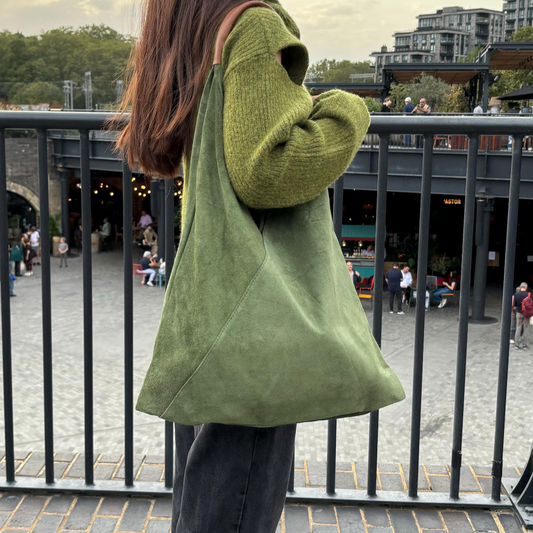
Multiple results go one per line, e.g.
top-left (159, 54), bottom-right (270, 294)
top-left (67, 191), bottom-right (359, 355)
top-left (430, 254), bottom-right (449, 276)
top-left (49, 215), bottom-right (61, 239)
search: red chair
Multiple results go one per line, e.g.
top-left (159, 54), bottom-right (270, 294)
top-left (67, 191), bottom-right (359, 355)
top-left (358, 276), bottom-right (375, 309)
top-left (133, 263), bottom-right (144, 284)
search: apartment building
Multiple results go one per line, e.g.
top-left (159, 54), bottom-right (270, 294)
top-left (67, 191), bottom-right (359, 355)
top-left (504, 0), bottom-right (533, 39)
top-left (371, 7), bottom-right (504, 80)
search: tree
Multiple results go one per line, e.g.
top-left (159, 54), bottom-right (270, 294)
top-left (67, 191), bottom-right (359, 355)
top-left (388, 74), bottom-right (453, 112)
top-left (11, 81), bottom-right (63, 106)
top-left (0, 25), bottom-right (133, 108)
top-left (307, 59), bottom-right (374, 83)
top-left (363, 97), bottom-right (381, 113)
top-left (440, 85), bottom-right (469, 113)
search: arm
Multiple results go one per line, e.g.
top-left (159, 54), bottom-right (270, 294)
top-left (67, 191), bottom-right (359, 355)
top-left (223, 9), bottom-right (370, 209)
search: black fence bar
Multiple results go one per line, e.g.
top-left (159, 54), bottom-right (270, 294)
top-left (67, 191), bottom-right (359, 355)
top-left (367, 134), bottom-right (390, 497)
top-left (37, 129), bottom-right (54, 484)
top-left (288, 453), bottom-right (295, 493)
top-left (0, 129), bottom-right (15, 482)
top-left (122, 163), bottom-right (134, 487)
top-left (408, 133), bottom-right (433, 498)
top-left (492, 135), bottom-right (524, 501)
top-left (449, 135), bottom-right (479, 500)
top-left (326, 175), bottom-right (344, 495)
top-left (80, 130), bottom-right (94, 485)
top-left (164, 178), bottom-right (175, 489)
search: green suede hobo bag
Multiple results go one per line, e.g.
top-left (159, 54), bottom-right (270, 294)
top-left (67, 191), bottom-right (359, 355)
top-left (136, 1), bottom-right (405, 427)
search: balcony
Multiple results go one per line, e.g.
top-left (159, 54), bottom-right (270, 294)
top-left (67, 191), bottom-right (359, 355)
top-left (476, 16), bottom-right (490, 24)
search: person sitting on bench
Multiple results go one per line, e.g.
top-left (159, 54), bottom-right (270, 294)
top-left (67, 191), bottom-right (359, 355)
top-left (433, 272), bottom-right (457, 309)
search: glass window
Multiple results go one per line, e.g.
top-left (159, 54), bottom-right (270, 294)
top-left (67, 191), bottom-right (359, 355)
top-left (385, 56), bottom-right (392, 64)
top-left (430, 44), bottom-right (435, 52)
top-left (402, 55), bottom-right (408, 62)
top-left (394, 55), bottom-right (400, 62)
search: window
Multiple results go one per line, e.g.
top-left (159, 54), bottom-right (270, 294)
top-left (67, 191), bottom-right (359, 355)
top-left (385, 56), bottom-right (392, 64)
top-left (520, 9), bottom-right (525, 18)
top-left (402, 55), bottom-right (408, 62)
top-left (430, 44), bottom-right (435, 52)
top-left (394, 55), bottom-right (400, 63)
top-left (396, 36), bottom-right (410, 47)
top-left (431, 33), bottom-right (436, 42)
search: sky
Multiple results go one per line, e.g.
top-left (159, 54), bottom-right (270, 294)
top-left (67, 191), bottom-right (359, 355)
top-left (2, 0), bottom-right (505, 63)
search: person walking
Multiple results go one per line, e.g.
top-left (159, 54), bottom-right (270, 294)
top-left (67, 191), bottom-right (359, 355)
top-left (59, 237), bottom-right (69, 268)
top-left (513, 282), bottom-right (533, 349)
top-left (29, 226), bottom-right (40, 265)
top-left (386, 263), bottom-right (404, 314)
top-left (403, 97), bottom-right (415, 147)
top-left (112, 0), bottom-right (382, 530)
top-left (400, 265), bottom-right (413, 306)
top-left (23, 236), bottom-right (34, 276)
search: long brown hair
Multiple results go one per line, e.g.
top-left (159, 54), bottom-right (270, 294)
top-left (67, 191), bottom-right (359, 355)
top-left (113, 0), bottom-right (245, 177)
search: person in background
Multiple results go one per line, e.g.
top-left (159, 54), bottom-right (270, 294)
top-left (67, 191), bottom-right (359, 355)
top-left (142, 224), bottom-right (158, 249)
top-left (400, 265), bottom-right (413, 305)
top-left (362, 244), bottom-right (375, 257)
top-left (10, 240), bottom-right (23, 277)
top-left (381, 98), bottom-right (392, 113)
top-left (346, 262), bottom-right (361, 288)
top-left (513, 282), bottom-right (531, 350)
top-left (59, 237), bottom-right (68, 268)
top-left (413, 98), bottom-right (430, 148)
top-left (138, 251), bottom-right (159, 287)
top-left (474, 102), bottom-right (484, 114)
top-left (433, 272), bottom-right (457, 309)
top-left (23, 236), bottom-right (34, 276)
top-left (99, 218), bottom-right (112, 240)
top-left (29, 226), bottom-right (40, 265)
top-left (74, 220), bottom-right (83, 251)
top-left (403, 97), bottom-right (415, 147)
top-left (8, 248), bottom-right (15, 297)
top-left (510, 286), bottom-right (521, 345)
top-left (386, 263), bottom-right (404, 315)
top-left (134, 210), bottom-right (153, 240)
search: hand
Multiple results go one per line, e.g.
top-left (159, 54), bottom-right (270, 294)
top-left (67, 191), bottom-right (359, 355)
top-left (311, 95), bottom-right (319, 101)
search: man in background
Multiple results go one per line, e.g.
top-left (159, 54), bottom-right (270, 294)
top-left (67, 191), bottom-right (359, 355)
top-left (403, 97), bottom-right (415, 147)
top-left (386, 263), bottom-right (404, 315)
top-left (474, 102), bottom-right (484, 114)
top-left (381, 98), bottom-right (392, 113)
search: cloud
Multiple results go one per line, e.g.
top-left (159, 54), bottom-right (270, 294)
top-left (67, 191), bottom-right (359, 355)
top-left (1, 0), bottom-right (505, 63)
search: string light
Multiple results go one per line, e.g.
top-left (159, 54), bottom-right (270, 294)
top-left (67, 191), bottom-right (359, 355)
top-left (94, 190), bottom-right (98, 194)
top-left (141, 185), bottom-right (146, 189)
top-left (134, 187), bottom-right (138, 191)
top-left (110, 192), bottom-right (114, 197)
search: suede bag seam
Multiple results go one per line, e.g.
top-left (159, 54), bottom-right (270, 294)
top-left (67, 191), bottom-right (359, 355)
top-left (161, 243), bottom-right (269, 419)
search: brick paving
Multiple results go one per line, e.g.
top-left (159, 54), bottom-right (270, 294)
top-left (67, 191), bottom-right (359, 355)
top-left (0, 492), bottom-right (527, 533)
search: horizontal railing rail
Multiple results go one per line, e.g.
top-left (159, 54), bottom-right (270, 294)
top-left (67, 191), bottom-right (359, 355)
top-left (1, 112), bottom-right (533, 520)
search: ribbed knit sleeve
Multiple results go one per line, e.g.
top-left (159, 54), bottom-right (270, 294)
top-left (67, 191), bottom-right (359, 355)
top-left (222, 8), bottom-right (370, 210)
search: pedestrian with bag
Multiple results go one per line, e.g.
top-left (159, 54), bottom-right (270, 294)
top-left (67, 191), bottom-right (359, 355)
top-left (513, 282), bottom-right (533, 349)
top-left (113, 1), bottom-right (405, 531)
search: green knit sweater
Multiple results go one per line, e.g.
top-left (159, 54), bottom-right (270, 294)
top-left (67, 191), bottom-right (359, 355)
top-left (185, 0), bottom-right (370, 213)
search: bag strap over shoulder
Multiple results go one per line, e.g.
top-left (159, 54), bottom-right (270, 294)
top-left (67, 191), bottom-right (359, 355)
top-left (213, 1), bottom-right (274, 65)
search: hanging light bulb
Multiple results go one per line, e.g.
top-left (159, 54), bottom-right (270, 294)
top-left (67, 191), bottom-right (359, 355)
top-left (110, 192), bottom-right (114, 197)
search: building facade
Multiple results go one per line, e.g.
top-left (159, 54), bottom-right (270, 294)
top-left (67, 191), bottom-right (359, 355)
top-left (371, 7), bottom-right (504, 80)
top-left (504, 1), bottom-right (533, 39)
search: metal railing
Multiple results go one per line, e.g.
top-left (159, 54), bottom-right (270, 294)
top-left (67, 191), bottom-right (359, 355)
top-left (1, 112), bottom-right (533, 518)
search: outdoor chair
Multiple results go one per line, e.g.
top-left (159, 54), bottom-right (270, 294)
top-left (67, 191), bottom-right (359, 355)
top-left (115, 224), bottom-right (123, 243)
top-left (133, 263), bottom-right (144, 284)
top-left (358, 276), bottom-right (374, 309)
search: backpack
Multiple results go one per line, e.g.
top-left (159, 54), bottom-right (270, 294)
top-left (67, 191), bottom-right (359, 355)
top-left (522, 293), bottom-right (533, 318)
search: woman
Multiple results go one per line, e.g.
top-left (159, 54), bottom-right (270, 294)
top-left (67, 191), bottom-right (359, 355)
top-left (22, 236), bottom-right (34, 276)
top-left (10, 240), bottom-right (23, 277)
top-left (433, 272), bottom-right (457, 309)
top-left (115, 0), bottom-right (370, 530)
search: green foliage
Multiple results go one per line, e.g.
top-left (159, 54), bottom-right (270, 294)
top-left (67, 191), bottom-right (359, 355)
top-left (440, 85), bottom-right (469, 113)
top-left (363, 97), bottom-right (381, 113)
top-left (388, 74), bottom-right (455, 112)
top-left (0, 25), bottom-right (133, 107)
top-left (49, 215), bottom-right (61, 239)
top-left (307, 59), bottom-right (374, 83)
top-left (459, 46), bottom-right (483, 63)
top-left (488, 27), bottom-right (533, 108)
top-left (10, 81), bottom-right (62, 105)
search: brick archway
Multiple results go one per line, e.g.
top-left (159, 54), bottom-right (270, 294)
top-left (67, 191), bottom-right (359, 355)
top-left (7, 182), bottom-right (40, 214)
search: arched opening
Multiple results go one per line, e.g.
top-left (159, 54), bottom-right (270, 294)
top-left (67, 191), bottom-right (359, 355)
top-left (7, 190), bottom-right (37, 241)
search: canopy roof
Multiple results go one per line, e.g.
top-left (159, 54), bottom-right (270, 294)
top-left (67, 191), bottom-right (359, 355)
top-left (478, 42), bottom-right (533, 70)
top-left (383, 63), bottom-right (488, 85)
top-left (498, 85), bottom-right (533, 101)
top-left (305, 82), bottom-right (385, 98)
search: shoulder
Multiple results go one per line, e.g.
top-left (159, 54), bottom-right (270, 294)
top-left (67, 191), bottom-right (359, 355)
top-left (222, 7), bottom-right (306, 72)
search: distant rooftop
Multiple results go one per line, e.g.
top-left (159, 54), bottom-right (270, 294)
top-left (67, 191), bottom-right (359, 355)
top-left (417, 6), bottom-right (503, 17)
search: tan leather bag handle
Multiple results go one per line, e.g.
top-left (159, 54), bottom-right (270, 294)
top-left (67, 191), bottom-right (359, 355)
top-left (213, 1), bottom-right (274, 65)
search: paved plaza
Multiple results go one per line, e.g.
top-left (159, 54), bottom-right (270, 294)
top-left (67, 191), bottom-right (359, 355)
top-left (1, 248), bottom-right (533, 471)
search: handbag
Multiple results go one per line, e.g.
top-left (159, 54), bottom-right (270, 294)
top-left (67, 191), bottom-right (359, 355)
top-left (136, 1), bottom-right (405, 427)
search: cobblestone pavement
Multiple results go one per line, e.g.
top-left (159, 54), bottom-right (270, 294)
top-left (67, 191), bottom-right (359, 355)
top-left (0, 452), bottom-right (528, 533)
top-left (1, 249), bottom-right (533, 469)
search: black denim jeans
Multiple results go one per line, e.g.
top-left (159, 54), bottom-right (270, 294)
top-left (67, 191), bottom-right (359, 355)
top-left (172, 422), bottom-right (296, 533)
